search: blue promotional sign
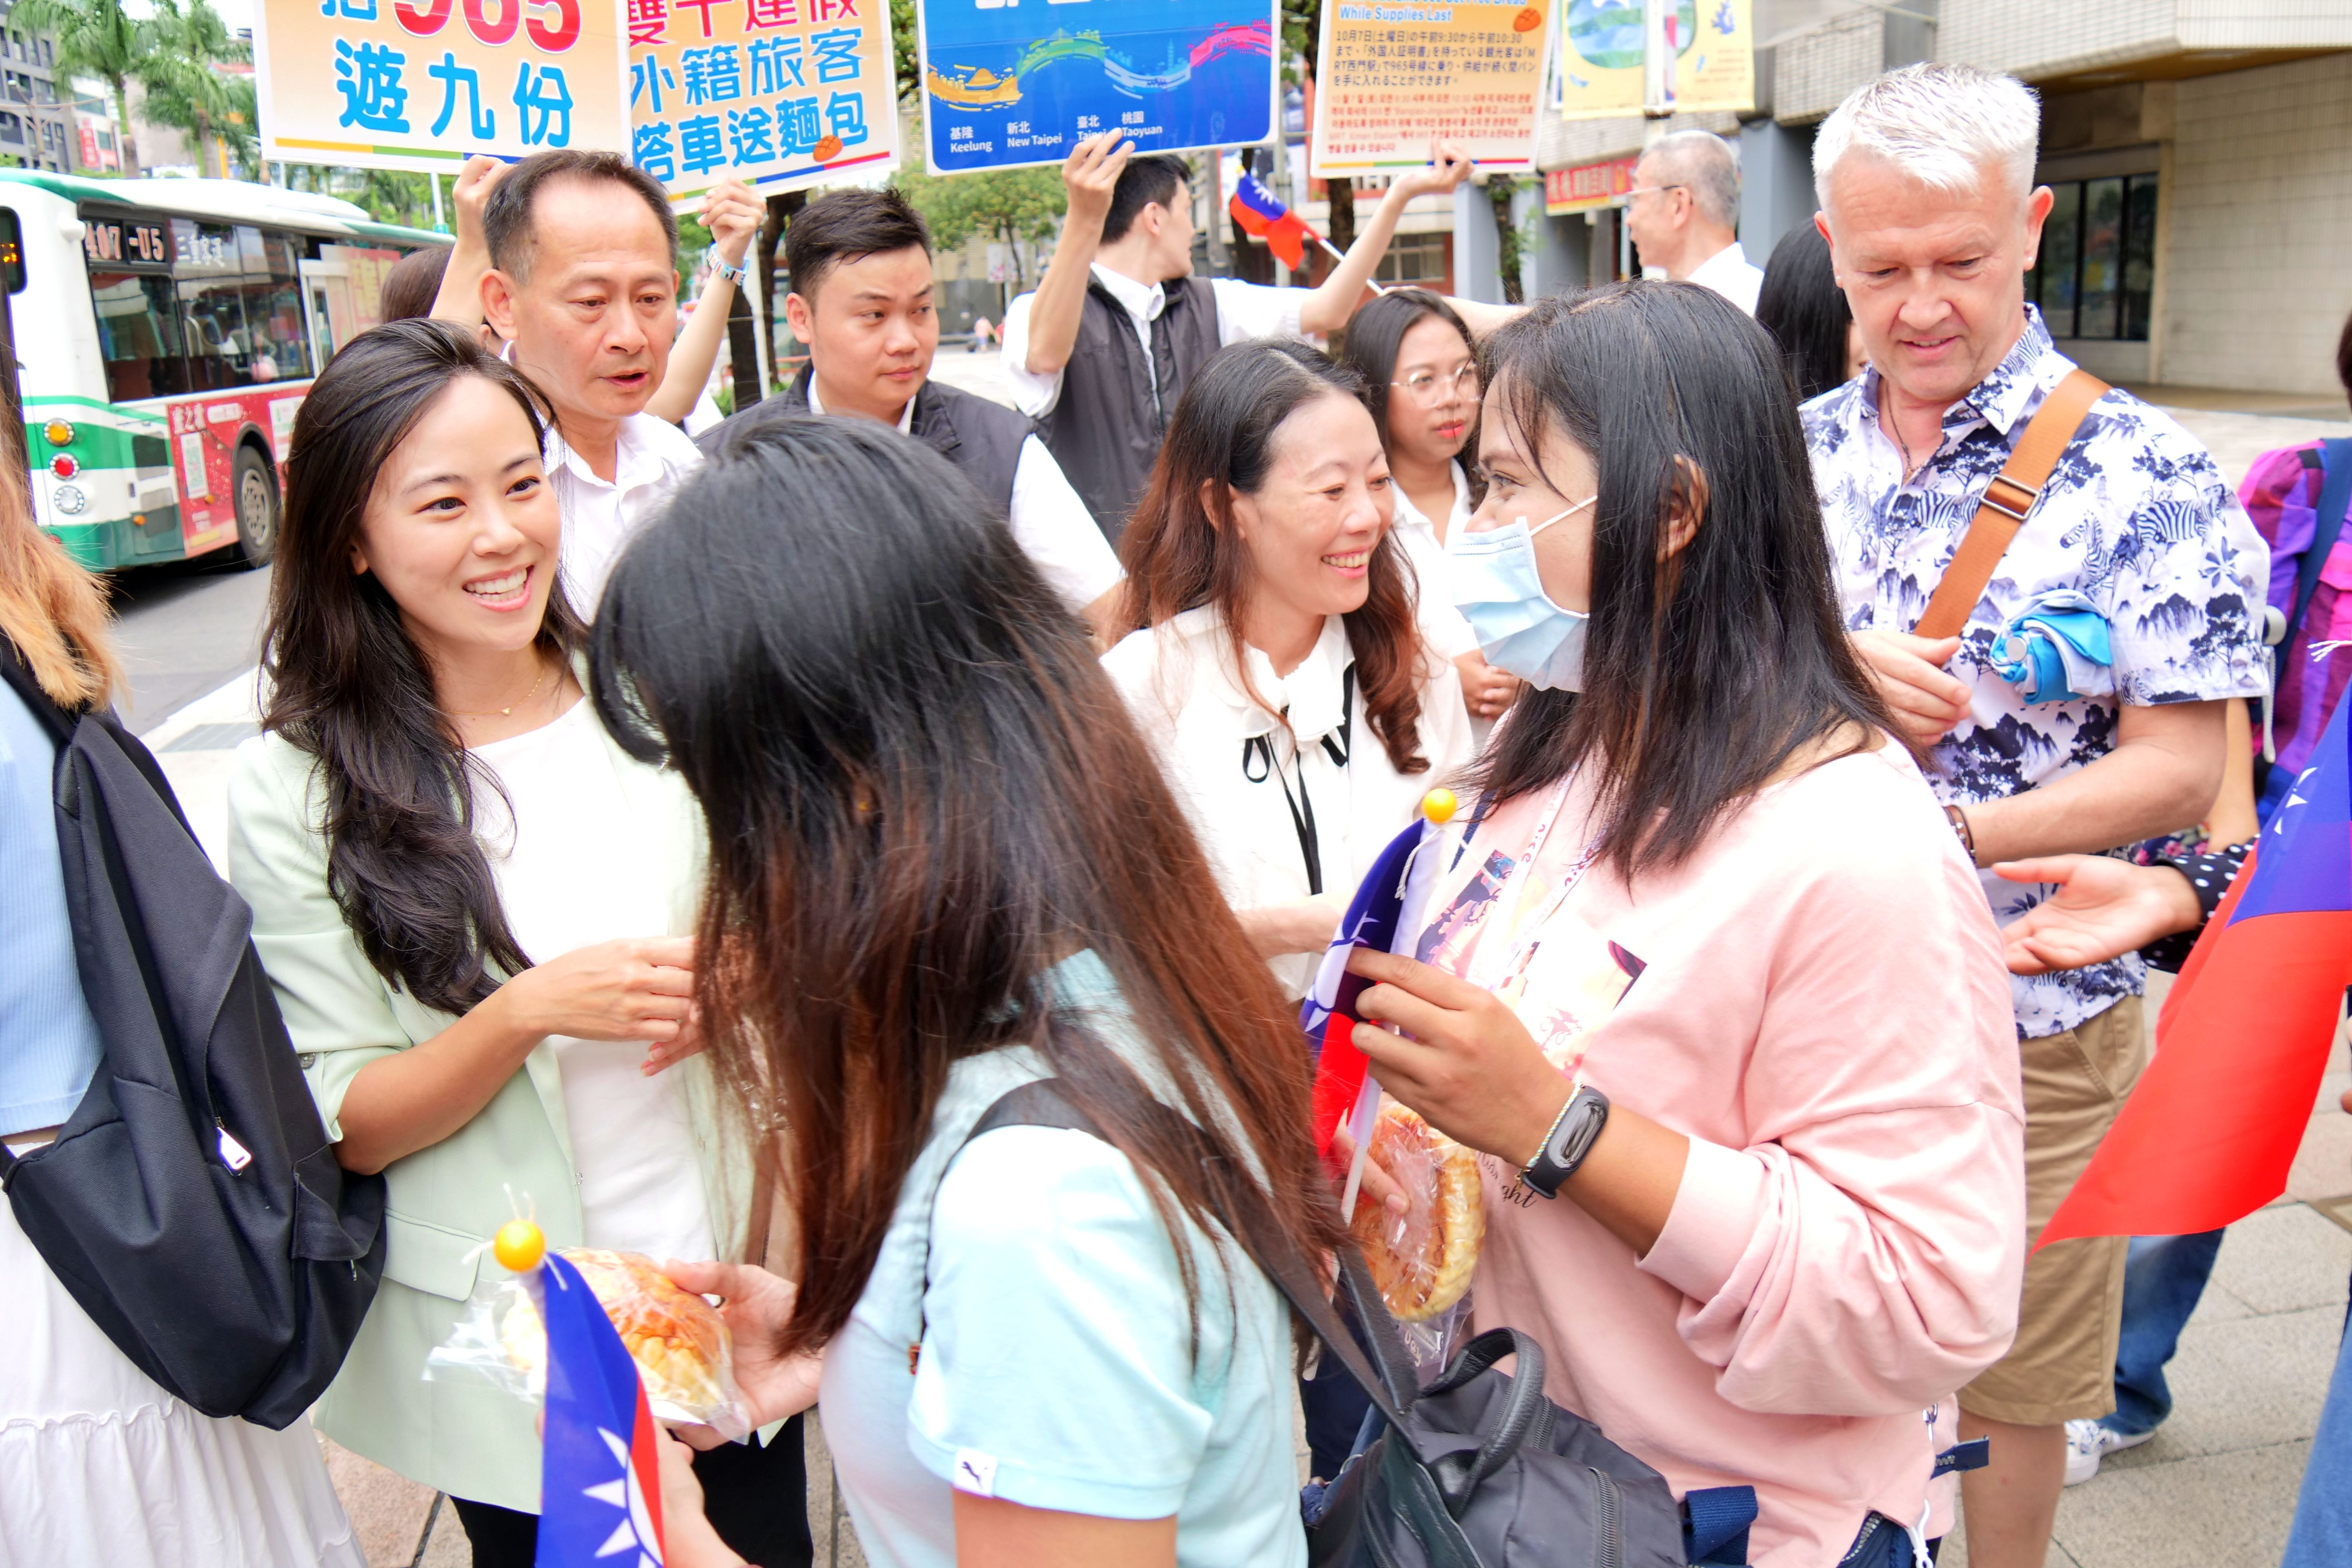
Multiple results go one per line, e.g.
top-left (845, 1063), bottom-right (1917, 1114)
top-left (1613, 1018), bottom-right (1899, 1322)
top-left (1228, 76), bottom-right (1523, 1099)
top-left (916, 0), bottom-right (1280, 174)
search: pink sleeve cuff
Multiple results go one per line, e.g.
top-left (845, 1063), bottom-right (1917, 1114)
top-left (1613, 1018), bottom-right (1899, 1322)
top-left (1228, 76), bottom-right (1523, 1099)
top-left (1637, 1136), bottom-right (1774, 1304)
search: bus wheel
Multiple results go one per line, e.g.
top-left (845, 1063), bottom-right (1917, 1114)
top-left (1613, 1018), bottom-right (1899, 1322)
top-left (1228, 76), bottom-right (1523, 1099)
top-left (232, 446), bottom-right (280, 568)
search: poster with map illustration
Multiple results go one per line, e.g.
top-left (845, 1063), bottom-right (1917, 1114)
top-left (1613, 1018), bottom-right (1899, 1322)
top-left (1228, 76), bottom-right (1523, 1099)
top-left (916, 0), bottom-right (1279, 174)
top-left (1553, 0), bottom-right (1749, 120)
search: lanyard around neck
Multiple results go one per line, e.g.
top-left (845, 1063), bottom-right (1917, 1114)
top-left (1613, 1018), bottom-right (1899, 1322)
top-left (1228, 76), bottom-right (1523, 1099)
top-left (1239, 666), bottom-right (1355, 896)
top-left (1465, 773), bottom-right (1603, 994)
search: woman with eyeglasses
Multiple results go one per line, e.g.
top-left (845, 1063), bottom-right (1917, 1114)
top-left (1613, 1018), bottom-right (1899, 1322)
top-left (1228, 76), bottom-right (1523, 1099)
top-left (1104, 340), bottom-right (1475, 997)
top-left (1336, 288), bottom-right (1519, 732)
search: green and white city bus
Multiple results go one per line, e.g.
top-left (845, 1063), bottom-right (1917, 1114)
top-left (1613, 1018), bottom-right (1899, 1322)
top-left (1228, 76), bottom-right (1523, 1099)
top-left (0, 170), bottom-right (445, 571)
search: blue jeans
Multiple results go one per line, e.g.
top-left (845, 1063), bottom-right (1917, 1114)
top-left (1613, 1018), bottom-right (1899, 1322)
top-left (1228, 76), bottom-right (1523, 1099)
top-left (2283, 1287), bottom-right (2352, 1566)
top-left (2104, 1229), bottom-right (2227, 1436)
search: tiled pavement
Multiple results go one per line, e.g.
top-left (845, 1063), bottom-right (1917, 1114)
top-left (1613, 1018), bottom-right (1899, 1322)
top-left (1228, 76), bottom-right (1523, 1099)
top-left (154, 379), bottom-right (2352, 1566)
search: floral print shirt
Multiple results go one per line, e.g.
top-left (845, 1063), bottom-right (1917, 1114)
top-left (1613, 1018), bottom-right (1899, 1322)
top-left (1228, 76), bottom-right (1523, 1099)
top-left (1802, 308), bottom-right (2272, 1038)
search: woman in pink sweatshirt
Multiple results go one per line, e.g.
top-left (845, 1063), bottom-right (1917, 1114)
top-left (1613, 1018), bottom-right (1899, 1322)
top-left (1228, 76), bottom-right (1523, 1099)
top-left (1345, 281), bottom-right (2027, 1566)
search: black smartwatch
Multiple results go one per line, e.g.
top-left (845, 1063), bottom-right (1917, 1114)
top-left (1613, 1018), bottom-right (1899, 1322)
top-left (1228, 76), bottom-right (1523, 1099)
top-left (1519, 1085), bottom-right (1611, 1200)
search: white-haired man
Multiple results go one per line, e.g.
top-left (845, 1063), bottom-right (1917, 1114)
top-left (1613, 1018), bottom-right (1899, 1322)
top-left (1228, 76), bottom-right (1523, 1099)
top-left (1623, 130), bottom-right (1761, 312)
top-left (1803, 62), bottom-right (2270, 1568)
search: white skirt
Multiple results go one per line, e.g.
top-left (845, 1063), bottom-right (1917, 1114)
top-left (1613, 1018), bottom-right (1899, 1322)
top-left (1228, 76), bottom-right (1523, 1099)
top-left (0, 1193), bottom-right (365, 1568)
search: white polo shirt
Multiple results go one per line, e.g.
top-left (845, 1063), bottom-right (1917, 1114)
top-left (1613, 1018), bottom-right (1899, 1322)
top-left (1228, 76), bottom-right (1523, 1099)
top-left (548, 412), bottom-right (704, 614)
top-left (1388, 460), bottom-right (1479, 662)
top-left (806, 377), bottom-right (1122, 613)
top-left (998, 263), bottom-right (1307, 421)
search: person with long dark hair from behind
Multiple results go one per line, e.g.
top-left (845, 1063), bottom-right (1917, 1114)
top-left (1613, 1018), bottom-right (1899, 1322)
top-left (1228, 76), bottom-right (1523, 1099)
top-left (1335, 287), bottom-right (1520, 733)
top-left (1339, 283), bottom-right (2027, 1564)
top-left (225, 320), bottom-right (809, 1568)
top-left (1755, 221), bottom-right (1864, 403)
top-left (588, 417), bottom-right (1343, 1568)
top-left (1105, 340), bottom-right (1474, 997)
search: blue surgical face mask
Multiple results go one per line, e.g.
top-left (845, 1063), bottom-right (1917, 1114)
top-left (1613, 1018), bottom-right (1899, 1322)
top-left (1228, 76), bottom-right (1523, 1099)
top-left (1446, 498), bottom-right (1598, 692)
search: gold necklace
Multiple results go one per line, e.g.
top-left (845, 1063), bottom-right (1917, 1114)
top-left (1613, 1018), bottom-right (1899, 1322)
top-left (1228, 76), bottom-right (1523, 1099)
top-left (451, 657), bottom-right (552, 719)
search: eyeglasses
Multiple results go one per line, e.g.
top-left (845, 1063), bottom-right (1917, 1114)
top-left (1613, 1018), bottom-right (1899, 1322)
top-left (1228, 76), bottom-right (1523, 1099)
top-left (1626, 182), bottom-right (1687, 201)
top-left (1392, 363), bottom-right (1480, 404)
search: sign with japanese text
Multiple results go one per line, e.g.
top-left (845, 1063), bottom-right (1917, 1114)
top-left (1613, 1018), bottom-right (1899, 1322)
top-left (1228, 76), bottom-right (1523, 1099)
top-left (254, 0), bottom-right (630, 171)
top-left (626, 0), bottom-right (897, 203)
top-left (916, 0), bottom-right (1278, 175)
top-left (1542, 153), bottom-right (1632, 211)
top-left (1308, 0), bottom-right (1555, 177)
top-left (1554, 0), bottom-right (1750, 121)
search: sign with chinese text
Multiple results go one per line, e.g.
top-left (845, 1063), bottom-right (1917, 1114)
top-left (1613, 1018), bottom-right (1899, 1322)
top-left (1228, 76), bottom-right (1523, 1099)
top-left (1554, 0), bottom-right (1750, 120)
top-left (1308, 0), bottom-right (1555, 177)
top-left (254, 0), bottom-right (631, 171)
top-left (916, 0), bottom-right (1278, 174)
top-left (627, 0), bottom-right (897, 203)
top-left (1543, 153), bottom-right (1632, 211)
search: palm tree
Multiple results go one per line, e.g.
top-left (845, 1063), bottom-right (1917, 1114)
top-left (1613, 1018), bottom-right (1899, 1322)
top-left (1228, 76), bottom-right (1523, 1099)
top-left (6, 0), bottom-right (139, 174)
top-left (132, 0), bottom-right (239, 176)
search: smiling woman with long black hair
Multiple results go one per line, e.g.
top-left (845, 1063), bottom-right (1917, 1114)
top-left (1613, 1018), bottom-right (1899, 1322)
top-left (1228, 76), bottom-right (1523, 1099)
top-left (590, 415), bottom-right (1341, 1568)
top-left (225, 319), bottom-right (807, 1568)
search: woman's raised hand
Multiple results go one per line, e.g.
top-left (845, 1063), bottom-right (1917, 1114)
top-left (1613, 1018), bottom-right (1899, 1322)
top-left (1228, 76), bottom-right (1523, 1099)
top-left (502, 936), bottom-right (698, 1044)
top-left (1342, 946), bottom-right (1568, 1167)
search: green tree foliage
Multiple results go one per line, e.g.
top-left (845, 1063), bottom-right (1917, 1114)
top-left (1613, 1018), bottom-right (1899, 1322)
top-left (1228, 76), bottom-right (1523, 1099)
top-left (891, 154), bottom-right (1065, 289)
top-left (133, 0), bottom-right (242, 176)
top-left (8, 0), bottom-right (140, 173)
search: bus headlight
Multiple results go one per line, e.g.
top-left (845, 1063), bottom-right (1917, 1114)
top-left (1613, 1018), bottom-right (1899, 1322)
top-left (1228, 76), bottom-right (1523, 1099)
top-left (41, 419), bottom-right (72, 446)
top-left (51, 483), bottom-right (85, 514)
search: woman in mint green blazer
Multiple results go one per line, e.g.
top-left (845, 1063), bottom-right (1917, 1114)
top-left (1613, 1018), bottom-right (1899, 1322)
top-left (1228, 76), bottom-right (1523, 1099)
top-left (225, 321), bottom-right (804, 1568)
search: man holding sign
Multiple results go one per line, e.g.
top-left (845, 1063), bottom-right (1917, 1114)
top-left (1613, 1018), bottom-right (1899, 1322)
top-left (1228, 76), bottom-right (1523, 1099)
top-left (1001, 135), bottom-right (1475, 542)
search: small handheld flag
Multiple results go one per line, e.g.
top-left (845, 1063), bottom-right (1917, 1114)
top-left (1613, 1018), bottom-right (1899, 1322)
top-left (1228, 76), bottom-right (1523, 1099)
top-left (536, 1249), bottom-right (669, 1568)
top-left (2039, 690), bottom-right (2352, 1247)
top-left (1301, 790), bottom-right (1457, 1214)
top-left (1227, 173), bottom-right (1384, 289)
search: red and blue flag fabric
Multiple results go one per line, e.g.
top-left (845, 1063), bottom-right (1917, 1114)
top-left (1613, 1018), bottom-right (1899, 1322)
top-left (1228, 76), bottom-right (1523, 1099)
top-left (1229, 173), bottom-right (1318, 272)
top-left (2041, 689), bottom-right (2352, 1246)
top-left (1301, 817), bottom-right (1444, 1171)
top-left (535, 1252), bottom-right (668, 1567)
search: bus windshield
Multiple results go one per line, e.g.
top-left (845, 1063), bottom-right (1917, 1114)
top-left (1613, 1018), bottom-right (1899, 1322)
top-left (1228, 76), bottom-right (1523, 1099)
top-left (84, 209), bottom-right (323, 404)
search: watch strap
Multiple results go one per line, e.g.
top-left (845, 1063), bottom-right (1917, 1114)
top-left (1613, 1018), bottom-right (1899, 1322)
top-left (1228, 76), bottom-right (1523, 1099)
top-left (714, 258), bottom-right (749, 285)
top-left (1520, 1084), bottom-right (1610, 1200)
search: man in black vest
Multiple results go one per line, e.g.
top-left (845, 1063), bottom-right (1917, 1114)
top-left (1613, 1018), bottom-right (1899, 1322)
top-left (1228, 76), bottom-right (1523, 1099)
top-left (1002, 134), bottom-right (1475, 541)
top-left (707, 188), bottom-right (1123, 636)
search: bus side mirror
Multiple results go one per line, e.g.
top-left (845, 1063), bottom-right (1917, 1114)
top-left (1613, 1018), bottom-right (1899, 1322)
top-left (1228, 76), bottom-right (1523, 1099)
top-left (0, 209), bottom-right (24, 295)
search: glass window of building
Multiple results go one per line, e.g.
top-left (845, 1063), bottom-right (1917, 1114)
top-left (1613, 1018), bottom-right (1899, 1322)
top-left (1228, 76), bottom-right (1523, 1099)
top-left (2030, 173), bottom-right (2158, 342)
top-left (1375, 231), bottom-right (1447, 286)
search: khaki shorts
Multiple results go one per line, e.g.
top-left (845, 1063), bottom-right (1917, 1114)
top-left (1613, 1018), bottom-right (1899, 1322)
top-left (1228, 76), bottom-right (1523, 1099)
top-left (1960, 995), bottom-right (2151, 1428)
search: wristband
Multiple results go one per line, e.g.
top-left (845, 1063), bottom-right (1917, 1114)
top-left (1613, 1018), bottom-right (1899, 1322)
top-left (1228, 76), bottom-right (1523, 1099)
top-left (1945, 804), bottom-right (1976, 862)
top-left (1519, 1084), bottom-right (1610, 1200)
top-left (713, 258), bottom-right (749, 286)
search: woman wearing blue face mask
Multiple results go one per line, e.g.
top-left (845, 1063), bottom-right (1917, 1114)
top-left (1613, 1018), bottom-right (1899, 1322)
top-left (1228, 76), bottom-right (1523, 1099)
top-left (1340, 284), bottom-right (2030, 1568)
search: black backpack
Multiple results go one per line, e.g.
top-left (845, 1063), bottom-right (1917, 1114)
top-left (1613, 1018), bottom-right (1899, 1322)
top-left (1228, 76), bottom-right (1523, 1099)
top-left (0, 657), bottom-right (387, 1429)
top-left (962, 1079), bottom-right (1714, 1568)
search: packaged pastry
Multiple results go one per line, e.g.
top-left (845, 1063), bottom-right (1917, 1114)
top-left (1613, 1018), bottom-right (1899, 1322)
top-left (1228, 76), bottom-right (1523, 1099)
top-left (1349, 1099), bottom-right (1484, 1323)
top-left (428, 1246), bottom-right (751, 1440)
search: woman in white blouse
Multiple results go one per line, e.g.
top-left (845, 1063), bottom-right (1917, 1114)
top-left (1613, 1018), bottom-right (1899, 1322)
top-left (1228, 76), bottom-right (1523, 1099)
top-left (1104, 340), bottom-right (1474, 997)
top-left (1335, 289), bottom-right (1520, 732)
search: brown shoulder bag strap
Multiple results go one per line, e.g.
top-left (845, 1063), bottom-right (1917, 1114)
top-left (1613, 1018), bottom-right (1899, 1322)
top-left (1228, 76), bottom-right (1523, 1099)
top-left (1911, 368), bottom-right (2110, 640)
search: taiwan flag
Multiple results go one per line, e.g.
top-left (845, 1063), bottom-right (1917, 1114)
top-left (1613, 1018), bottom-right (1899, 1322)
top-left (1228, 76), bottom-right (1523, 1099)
top-left (2040, 691), bottom-right (2352, 1246)
top-left (535, 1252), bottom-right (667, 1567)
top-left (1229, 173), bottom-right (1318, 272)
top-left (1301, 816), bottom-right (1447, 1175)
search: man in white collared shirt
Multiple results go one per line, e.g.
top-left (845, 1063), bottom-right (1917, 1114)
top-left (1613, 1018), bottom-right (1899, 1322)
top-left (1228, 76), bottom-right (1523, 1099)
top-left (1000, 133), bottom-right (1473, 541)
top-left (479, 151), bottom-right (726, 612)
top-left (1624, 131), bottom-right (1765, 315)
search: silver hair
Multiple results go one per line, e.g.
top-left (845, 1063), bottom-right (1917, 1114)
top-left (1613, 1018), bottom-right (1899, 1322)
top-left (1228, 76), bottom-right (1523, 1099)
top-left (1814, 63), bottom-right (2040, 209)
top-left (1642, 130), bottom-right (1741, 230)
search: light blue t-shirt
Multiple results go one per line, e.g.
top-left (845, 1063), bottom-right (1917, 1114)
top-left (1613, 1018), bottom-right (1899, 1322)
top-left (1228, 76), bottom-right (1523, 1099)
top-left (0, 677), bottom-right (103, 1133)
top-left (817, 951), bottom-right (1305, 1568)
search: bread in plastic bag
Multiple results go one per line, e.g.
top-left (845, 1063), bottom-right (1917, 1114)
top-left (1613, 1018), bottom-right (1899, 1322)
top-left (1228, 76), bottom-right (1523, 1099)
top-left (426, 1247), bottom-right (752, 1441)
top-left (1349, 1098), bottom-right (1484, 1325)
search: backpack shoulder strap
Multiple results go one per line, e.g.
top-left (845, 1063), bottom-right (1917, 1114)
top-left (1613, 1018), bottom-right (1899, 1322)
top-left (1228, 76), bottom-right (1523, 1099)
top-left (2285, 437), bottom-right (2352, 662)
top-left (960, 1078), bottom-right (1424, 1431)
top-left (1913, 368), bottom-right (2110, 640)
